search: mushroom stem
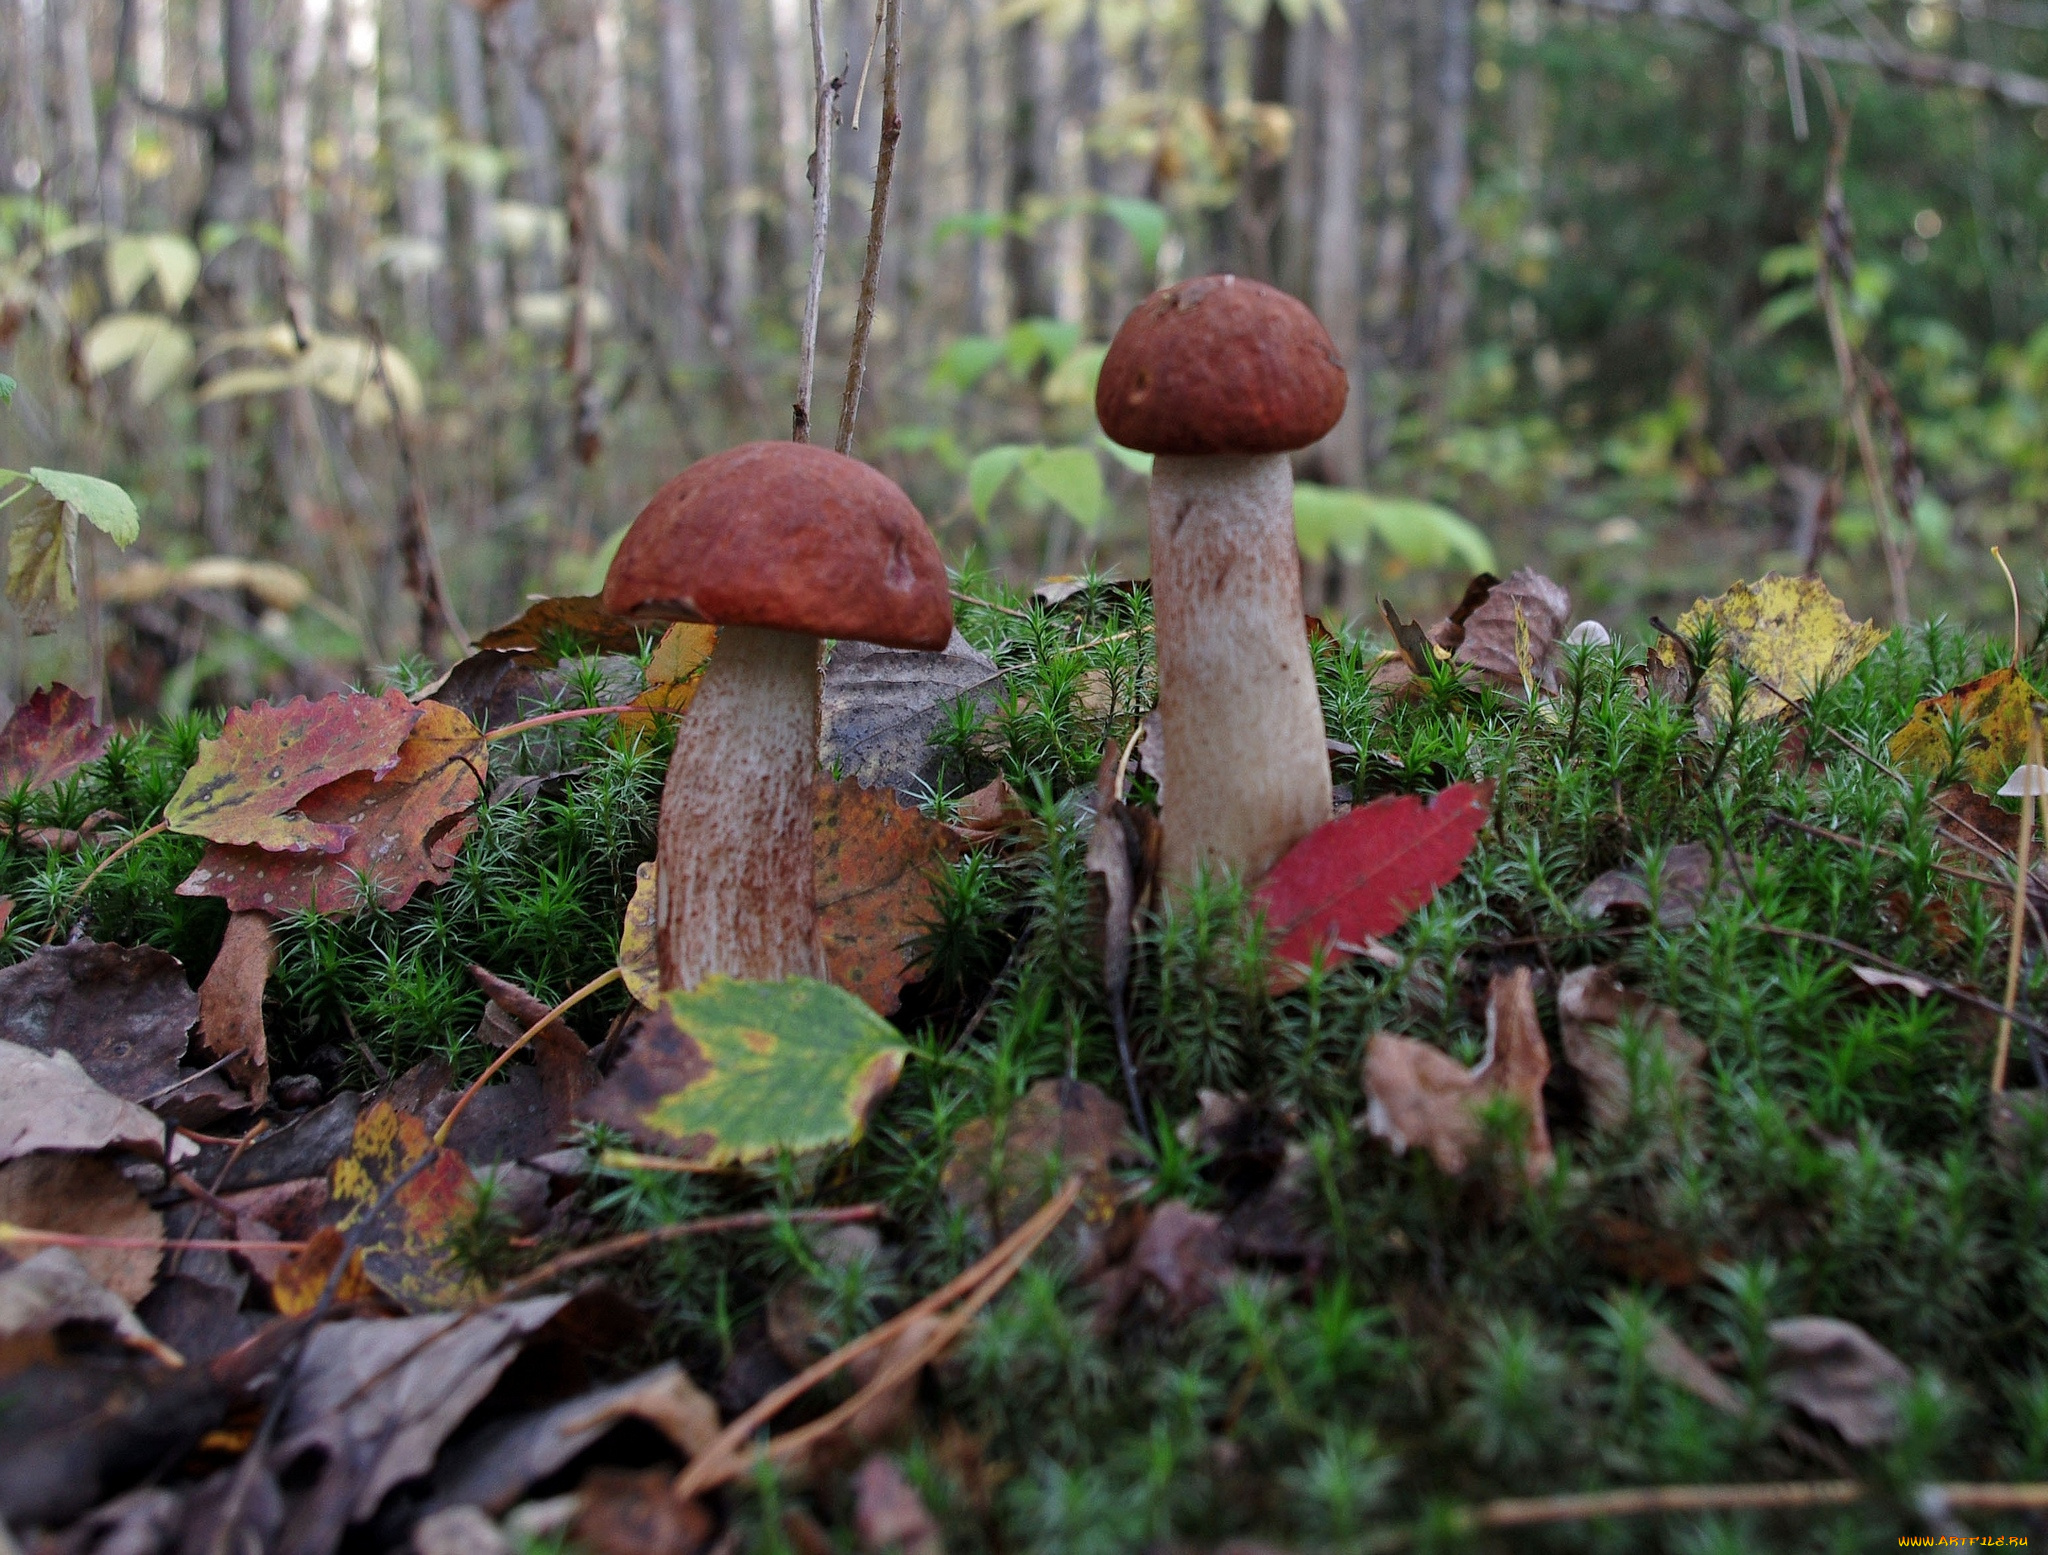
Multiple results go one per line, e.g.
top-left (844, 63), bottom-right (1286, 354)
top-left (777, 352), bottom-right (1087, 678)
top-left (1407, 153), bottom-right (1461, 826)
top-left (1150, 452), bottom-right (1332, 887)
top-left (654, 624), bottom-right (828, 989)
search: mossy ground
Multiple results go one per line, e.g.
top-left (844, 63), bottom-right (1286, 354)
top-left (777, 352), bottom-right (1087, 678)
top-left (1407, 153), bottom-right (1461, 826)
top-left (12, 579), bottom-right (2048, 1552)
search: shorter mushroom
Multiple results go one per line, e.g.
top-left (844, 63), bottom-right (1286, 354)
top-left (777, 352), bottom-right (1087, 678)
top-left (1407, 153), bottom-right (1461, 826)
top-left (1095, 275), bottom-right (1349, 887)
top-left (604, 441), bottom-right (952, 991)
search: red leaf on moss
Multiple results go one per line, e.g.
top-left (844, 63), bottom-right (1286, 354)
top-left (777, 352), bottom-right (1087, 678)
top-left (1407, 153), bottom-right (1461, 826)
top-left (165, 690), bottom-right (422, 854)
top-left (177, 702), bottom-right (484, 914)
top-left (1253, 780), bottom-right (1493, 977)
top-left (0, 684), bottom-right (111, 792)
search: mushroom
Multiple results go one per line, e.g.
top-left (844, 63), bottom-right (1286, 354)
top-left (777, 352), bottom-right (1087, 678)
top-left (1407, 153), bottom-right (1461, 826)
top-left (603, 441), bottom-right (953, 990)
top-left (1095, 275), bottom-right (1348, 888)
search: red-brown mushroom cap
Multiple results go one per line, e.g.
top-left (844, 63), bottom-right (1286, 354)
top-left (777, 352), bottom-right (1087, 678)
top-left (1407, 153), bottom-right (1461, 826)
top-left (1095, 275), bottom-right (1348, 457)
top-left (603, 441), bottom-right (953, 651)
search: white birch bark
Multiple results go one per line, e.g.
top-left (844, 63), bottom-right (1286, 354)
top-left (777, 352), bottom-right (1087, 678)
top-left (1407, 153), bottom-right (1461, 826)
top-left (658, 0), bottom-right (707, 351)
top-left (445, 0), bottom-right (506, 338)
top-left (54, 0), bottom-right (96, 216)
top-left (589, 0), bottom-right (627, 249)
top-left (711, 0), bottom-right (756, 338)
top-left (279, 0), bottom-right (334, 274)
top-left (766, 0), bottom-right (812, 278)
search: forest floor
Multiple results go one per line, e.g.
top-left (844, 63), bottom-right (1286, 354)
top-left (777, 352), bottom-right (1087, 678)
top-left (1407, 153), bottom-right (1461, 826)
top-left (3, 564), bottom-right (2048, 1555)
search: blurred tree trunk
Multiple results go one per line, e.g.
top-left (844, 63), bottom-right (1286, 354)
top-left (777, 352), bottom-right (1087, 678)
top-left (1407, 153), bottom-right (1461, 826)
top-left (5, 0), bottom-right (51, 194)
top-left (278, 0), bottom-right (331, 284)
top-left (589, 0), bottom-right (627, 250)
top-left (891, 0), bottom-right (934, 352)
top-left (1365, 0), bottom-right (1411, 458)
top-left (445, 0), bottom-right (506, 342)
top-left (964, 0), bottom-right (996, 330)
top-left (396, 0), bottom-right (452, 337)
top-left (1420, 0), bottom-right (1471, 386)
top-left (1199, 0), bottom-right (1230, 273)
top-left (1239, 3), bottom-right (1290, 283)
top-left (766, 0), bottom-right (811, 286)
top-left (1067, 11), bottom-right (1106, 332)
top-left (131, 0), bottom-right (165, 219)
top-left (658, 0), bottom-right (707, 355)
top-left (1313, 0), bottom-right (1365, 487)
top-left (54, 0), bottom-right (97, 218)
top-left (195, 0), bottom-right (257, 551)
top-left (710, 0), bottom-right (755, 342)
top-left (333, 0), bottom-right (380, 317)
top-left (1003, 12), bottom-right (1053, 320)
top-left (94, 0), bottom-right (133, 228)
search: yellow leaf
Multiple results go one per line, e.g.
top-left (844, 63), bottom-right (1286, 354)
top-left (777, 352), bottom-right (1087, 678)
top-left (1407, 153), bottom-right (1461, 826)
top-left (1650, 573), bottom-right (1886, 723)
top-left (7, 489), bottom-right (76, 635)
top-left (1887, 667), bottom-right (2044, 794)
top-left (620, 859), bottom-right (658, 1007)
top-left (618, 622), bottom-right (717, 739)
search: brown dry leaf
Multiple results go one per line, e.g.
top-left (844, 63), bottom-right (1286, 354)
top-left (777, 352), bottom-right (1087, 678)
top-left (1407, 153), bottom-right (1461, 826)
top-left (952, 776), bottom-right (1033, 840)
top-left (1584, 1212), bottom-right (1710, 1287)
top-left (569, 1468), bottom-right (717, 1555)
top-left (840, 1311), bottom-right (944, 1452)
top-left (1426, 572), bottom-right (1503, 653)
top-left (1361, 966), bottom-right (1553, 1181)
top-left (815, 775), bottom-right (971, 1015)
top-left (618, 621), bottom-right (718, 738)
top-left (1576, 842), bottom-right (1736, 931)
top-left (1932, 783), bottom-right (2022, 856)
top-left (428, 1361), bottom-right (720, 1516)
top-left (177, 701), bottom-right (485, 916)
top-left (941, 1077), bottom-right (1134, 1250)
top-left (0, 683), bottom-right (112, 792)
top-left (821, 631), bottom-right (1004, 798)
top-left (1556, 965), bottom-right (1703, 1132)
top-left (198, 911), bottom-right (275, 1106)
top-left (0, 1040), bottom-right (178, 1163)
top-left (0, 1247), bottom-right (181, 1371)
top-left (1645, 1315), bottom-right (1743, 1415)
top-left (1129, 1201), bottom-right (1233, 1320)
top-left (854, 1453), bottom-right (944, 1555)
top-left (442, 1024), bottom-right (598, 1166)
top-left (419, 645), bottom-right (551, 731)
top-left (1453, 568), bottom-right (1570, 693)
top-left (0, 940), bottom-right (200, 1105)
top-left (0, 1152), bottom-right (162, 1303)
top-left (1767, 1316), bottom-right (1911, 1447)
top-left (325, 1101), bottom-right (481, 1311)
top-left (474, 594), bottom-right (651, 660)
top-left (270, 1224), bottom-right (380, 1316)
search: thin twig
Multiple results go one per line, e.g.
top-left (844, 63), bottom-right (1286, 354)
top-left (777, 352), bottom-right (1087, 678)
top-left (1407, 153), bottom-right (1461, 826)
top-left (496, 1204), bottom-right (882, 1302)
top-left (1764, 812), bottom-right (2010, 892)
top-left (792, 0), bottom-right (840, 444)
top-left (0, 1222), bottom-right (307, 1253)
top-left (952, 589), bottom-right (1033, 620)
top-left (433, 966), bottom-right (622, 1147)
top-left (482, 704), bottom-right (639, 742)
top-left (47, 819), bottom-right (170, 942)
top-left (848, 0), bottom-right (885, 128)
top-left (674, 1177), bottom-right (1082, 1501)
top-left (834, 0), bottom-right (902, 456)
top-left (1754, 921), bottom-right (2048, 1042)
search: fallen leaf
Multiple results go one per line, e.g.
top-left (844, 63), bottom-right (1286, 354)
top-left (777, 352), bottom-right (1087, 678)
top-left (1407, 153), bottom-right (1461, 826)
top-left (1932, 783), bottom-right (2024, 856)
top-left (942, 1077), bottom-right (1133, 1251)
top-left (0, 1040), bottom-right (178, 1162)
top-left (0, 684), bottom-right (111, 792)
top-left (0, 1247), bottom-right (181, 1370)
top-left (618, 621), bottom-right (718, 737)
top-left (474, 594), bottom-right (651, 660)
top-left (1129, 1200), bottom-right (1233, 1320)
top-left (0, 940), bottom-right (201, 1105)
top-left (1362, 966), bottom-right (1553, 1181)
top-left (1645, 1315), bottom-right (1743, 1415)
top-left (1378, 598), bottom-right (1440, 675)
top-left (822, 630), bottom-right (1003, 797)
top-left (14, 807), bottom-right (118, 854)
top-left (580, 978), bottom-right (909, 1164)
top-left (1576, 842), bottom-right (1736, 930)
top-left (412, 1506), bottom-right (515, 1555)
top-left (1453, 569), bottom-right (1570, 693)
top-left (853, 1453), bottom-right (944, 1555)
top-left (1767, 1316), bottom-right (1911, 1447)
top-left (569, 1468), bottom-right (717, 1555)
top-left (197, 912), bottom-right (275, 1105)
top-left (273, 1294), bottom-right (600, 1529)
top-left (1649, 574), bottom-right (1886, 723)
top-left (0, 1152), bottom-right (162, 1303)
top-left (427, 1362), bottom-right (721, 1516)
top-left (325, 1100), bottom-right (481, 1311)
top-left (421, 646), bottom-right (554, 732)
top-left (815, 775), bottom-right (972, 1015)
top-left (952, 776), bottom-right (1033, 839)
top-left (1426, 572), bottom-right (1504, 653)
top-left (176, 701), bottom-right (485, 914)
top-left (164, 689), bottom-right (422, 853)
top-left (1848, 964), bottom-right (1936, 999)
top-left (270, 1224), bottom-right (380, 1317)
top-left (1556, 966), bottom-right (1703, 1132)
top-left (1253, 781), bottom-right (1493, 984)
top-left (442, 1024), bottom-right (598, 1166)
top-left (1583, 1212), bottom-right (1709, 1287)
top-left (619, 861), bottom-right (659, 1007)
top-left (1887, 667), bottom-right (2045, 793)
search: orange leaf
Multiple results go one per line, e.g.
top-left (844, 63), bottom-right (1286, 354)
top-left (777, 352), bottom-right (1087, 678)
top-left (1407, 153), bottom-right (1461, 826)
top-left (197, 910), bottom-right (275, 1105)
top-left (177, 702), bottom-right (484, 914)
top-left (475, 594), bottom-right (650, 661)
top-left (618, 622), bottom-right (717, 738)
top-left (814, 776), bottom-right (970, 1015)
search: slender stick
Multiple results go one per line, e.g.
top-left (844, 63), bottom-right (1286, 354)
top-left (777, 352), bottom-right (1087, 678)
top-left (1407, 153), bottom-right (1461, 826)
top-left (496, 1204), bottom-right (881, 1302)
top-left (483, 703), bottom-right (639, 742)
top-left (1994, 710), bottom-right (2042, 1093)
top-left (847, 0), bottom-right (885, 129)
top-left (433, 966), bottom-right (622, 1147)
top-left (674, 1177), bottom-right (1082, 1500)
top-left (834, 0), bottom-right (902, 456)
top-left (0, 1222), bottom-right (308, 1253)
top-left (792, 0), bottom-right (840, 444)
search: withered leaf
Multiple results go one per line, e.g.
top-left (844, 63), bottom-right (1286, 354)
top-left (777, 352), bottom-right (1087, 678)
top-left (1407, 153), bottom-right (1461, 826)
top-left (197, 911), bottom-right (275, 1105)
top-left (1649, 573), bottom-right (1885, 724)
top-left (1129, 1200), bottom-right (1233, 1320)
top-left (822, 630), bottom-right (1003, 797)
top-left (1576, 842), bottom-right (1737, 930)
top-left (1556, 965), bottom-right (1703, 1131)
top-left (0, 1040), bottom-right (177, 1163)
top-left (324, 1100), bottom-right (481, 1311)
top-left (164, 689), bottom-right (422, 854)
top-left (1362, 966), bottom-right (1553, 1180)
top-left (1767, 1316), bottom-right (1911, 1447)
top-left (0, 940), bottom-right (200, 1105)
top-left (942, 1077), bottom-right (1133, 1249)
top-left (0, 683), bottom-right (111, 793)
top-left (474, 594), bottom-right (651, 660)
top-left (178, 701), bottom-right (484, 915)
top-left (1453, 568), bottom-right (1570, 693)
top-left (1645, 1315), bottom-right (1743, 1415)
top-left (0, 1152), bottom-right (162, 1303)
top-left (853, 1453), bottom-right (944, 1555)
top-left (0, 1247), bottom-right (180, 1368)
top-left (1888, 667), bottom-right (2044, 795)
top-left (815, 774), bottom-right (971, 1015)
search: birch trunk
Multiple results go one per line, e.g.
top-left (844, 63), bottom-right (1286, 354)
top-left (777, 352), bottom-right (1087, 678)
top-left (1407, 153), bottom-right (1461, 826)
top-left (964, 0), bottom-right (996, 330)
top-left (1366, 0), bottom-right (1412, 407)
top-left (1313, 0), bottom-right (1366, 489)
top-left (395, 0), bottom-right (452, 334)
top-left (278, 0), bottom-right (333, 277)
top-left (710, 0), bottom-right (756, 340)
top-left (766, 0), bottom-right (812, 279)
top-left (445, 0), bottom-right (506, 340)
top-left (334, 0), bottom-right (380, 317)
top-left (54, 0), bottom-right (96, 217)
top-left (11, 0), bottom-right (51, 195)
top-left (589, 0), bottom-right (627, 250)
top-left (1422, 0), bottom-right (1472, 379)
top-left (658, 0), bottom-right (707, 354)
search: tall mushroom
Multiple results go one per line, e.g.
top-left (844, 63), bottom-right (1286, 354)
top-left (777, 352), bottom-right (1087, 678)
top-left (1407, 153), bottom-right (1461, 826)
top-left (1095, 275), bottom-right (1348, 888)
top-left (604, 441), bottom-right (952, 990)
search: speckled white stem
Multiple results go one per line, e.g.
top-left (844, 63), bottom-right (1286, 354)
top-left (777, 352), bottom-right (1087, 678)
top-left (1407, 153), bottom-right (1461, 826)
top-left (654, 624), bottom-right (827, 989)
top-left (1150, 452), bottom-right (1332, 887)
